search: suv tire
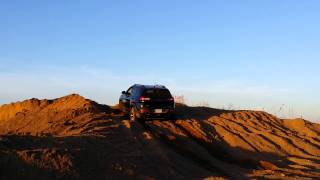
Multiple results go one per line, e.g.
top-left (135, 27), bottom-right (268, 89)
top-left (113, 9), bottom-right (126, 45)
top-left (130, 107), bottom-right (138, 121)
top-left (130, 106), bottom-right (146, 123)
top-left (118, 102), bottom-right (127, 116)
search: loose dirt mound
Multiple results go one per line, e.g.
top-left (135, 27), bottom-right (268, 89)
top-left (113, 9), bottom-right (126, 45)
top-left (0, 95), bottom-right (319, 179)
top-left (0, 94), bottom-right (111, 136)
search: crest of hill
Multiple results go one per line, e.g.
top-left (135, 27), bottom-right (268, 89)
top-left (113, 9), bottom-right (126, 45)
top-left (0, 94), bottom-right (108, 120)
top-left (0, 94), bottom-right (110, 135)
top-left (283, 118), bottom-right (320, 138)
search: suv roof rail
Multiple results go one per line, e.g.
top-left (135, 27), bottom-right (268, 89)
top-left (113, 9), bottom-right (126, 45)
top-left (133, 84), bottom-right (167, 89)
top-left (154, 84), bottom-right (166, 88)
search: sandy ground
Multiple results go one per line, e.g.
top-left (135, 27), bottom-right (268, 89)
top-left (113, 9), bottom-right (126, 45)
top-left (0, 94), bottom-right (319, 179)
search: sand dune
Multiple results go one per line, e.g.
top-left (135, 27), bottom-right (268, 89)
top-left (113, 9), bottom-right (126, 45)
top-left (0, 94), bottom-right (319, 179)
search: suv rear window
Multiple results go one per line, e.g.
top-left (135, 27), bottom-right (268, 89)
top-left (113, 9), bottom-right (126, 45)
top-left (142, 89), bottom-right (172, 99)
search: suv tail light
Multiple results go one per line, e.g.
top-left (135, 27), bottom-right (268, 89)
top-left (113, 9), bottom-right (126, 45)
top-left (139, 97), bottom-right (151, 102)
top-left (168, 97), bottom-right (174, 101)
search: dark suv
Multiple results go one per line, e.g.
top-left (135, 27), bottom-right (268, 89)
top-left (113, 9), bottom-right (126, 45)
top-left (119, 84), bottom-right (175, 121)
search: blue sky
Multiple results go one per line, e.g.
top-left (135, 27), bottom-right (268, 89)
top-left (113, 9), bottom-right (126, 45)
top-left (0, 1), bottom-right (319, 121)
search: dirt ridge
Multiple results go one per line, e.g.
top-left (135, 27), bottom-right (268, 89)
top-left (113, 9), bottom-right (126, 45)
top-left (0, 95), bottom-right (319, 179)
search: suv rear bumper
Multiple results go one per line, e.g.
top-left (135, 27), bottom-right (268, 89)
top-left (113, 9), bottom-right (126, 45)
top-left (138, 108), bottom-right (174, 119)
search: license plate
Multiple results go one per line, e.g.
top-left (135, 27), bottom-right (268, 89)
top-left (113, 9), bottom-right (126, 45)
top-left (155, 109), bottom-right (163, 113)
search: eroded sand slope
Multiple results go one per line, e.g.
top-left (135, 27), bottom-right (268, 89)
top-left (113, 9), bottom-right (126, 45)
top-left (0, 94), bottom-right (319, 179)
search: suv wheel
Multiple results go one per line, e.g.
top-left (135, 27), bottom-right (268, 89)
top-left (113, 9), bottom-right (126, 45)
top-left (130, 107), bottom-right (145, 123)
top-left (130, 107), bottom-right (137, 121)
top-left (118, 102), bottom-right (127, 115)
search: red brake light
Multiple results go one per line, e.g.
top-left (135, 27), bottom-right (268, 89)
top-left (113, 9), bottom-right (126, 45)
top-left (139, 97), bottom-right (151, 101)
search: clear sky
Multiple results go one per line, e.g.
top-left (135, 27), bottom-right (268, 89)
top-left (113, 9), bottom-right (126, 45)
top-left (0, 1), bottom-right (319, 121)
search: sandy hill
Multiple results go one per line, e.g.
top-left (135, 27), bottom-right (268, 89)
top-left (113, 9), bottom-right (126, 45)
top-left (0, 94), bottom-right (319, 180)
top-left (0, 94), bottom-right (110, 136)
